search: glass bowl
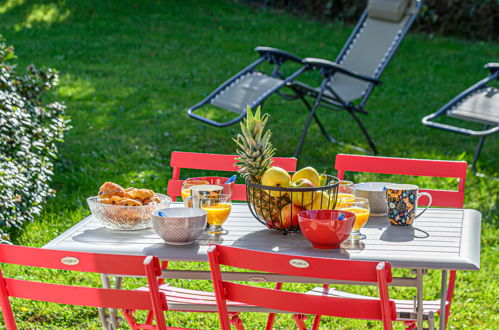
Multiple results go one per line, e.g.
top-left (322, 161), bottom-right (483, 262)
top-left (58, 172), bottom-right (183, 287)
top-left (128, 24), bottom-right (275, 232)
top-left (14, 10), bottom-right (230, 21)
top-left (87, 194), bottom-right (172, 230)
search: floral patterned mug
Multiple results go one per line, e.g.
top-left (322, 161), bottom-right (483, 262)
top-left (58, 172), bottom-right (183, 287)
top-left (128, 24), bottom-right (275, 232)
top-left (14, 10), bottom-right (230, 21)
top-left (385, 184), bottom-right (432, 226)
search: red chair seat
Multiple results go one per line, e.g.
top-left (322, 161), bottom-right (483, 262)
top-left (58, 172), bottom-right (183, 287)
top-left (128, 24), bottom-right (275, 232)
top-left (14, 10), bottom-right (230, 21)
top-left (306, 287), bottom-right (440, 323)
top-left (137, 284), bottom-right (288, 314)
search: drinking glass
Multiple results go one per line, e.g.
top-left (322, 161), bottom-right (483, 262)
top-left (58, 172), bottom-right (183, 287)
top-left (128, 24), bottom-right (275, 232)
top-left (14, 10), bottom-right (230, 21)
top-left (190, 176), bottom-right (234, 198)
top-left (200, 194), bottom-right (232, 235)
top-left (337, 180), bottom-right (355, 201)
top-left (339, 197), bottom-right (370, 240)
top-left (181, 179), bottom-right (210, 201)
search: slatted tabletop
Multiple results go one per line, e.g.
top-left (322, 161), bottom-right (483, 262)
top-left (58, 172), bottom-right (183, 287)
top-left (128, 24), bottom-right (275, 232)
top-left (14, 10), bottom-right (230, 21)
top-left (43, 203), bottom-right (481, 271)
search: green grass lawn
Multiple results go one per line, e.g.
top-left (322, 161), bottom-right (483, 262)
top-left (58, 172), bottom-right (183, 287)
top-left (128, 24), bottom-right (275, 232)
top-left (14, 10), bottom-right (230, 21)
top-left (1, 0), bottom-right (498, 328)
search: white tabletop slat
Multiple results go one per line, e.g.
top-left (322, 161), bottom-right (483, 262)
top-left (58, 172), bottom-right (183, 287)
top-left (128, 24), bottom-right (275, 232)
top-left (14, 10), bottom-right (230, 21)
top-left (43, 203), bottom-right (481, 271)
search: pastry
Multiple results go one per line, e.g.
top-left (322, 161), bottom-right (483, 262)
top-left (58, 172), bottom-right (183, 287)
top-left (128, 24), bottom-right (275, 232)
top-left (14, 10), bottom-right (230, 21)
top-left (98, 182), bottom-right (125, 199)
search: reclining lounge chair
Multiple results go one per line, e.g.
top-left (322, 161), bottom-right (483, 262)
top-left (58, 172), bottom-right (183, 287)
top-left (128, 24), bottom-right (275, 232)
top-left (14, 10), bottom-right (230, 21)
top-left (189, 0), bottom-right (421, 156)
top-left (422, 63), bottom-right (499, 174)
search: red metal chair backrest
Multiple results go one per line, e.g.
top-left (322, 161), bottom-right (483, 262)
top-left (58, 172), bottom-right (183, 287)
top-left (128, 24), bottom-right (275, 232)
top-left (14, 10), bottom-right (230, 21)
top-left (208, 245), bottom-right (396, 330)
top-left (167, 151), bottom-right (298, 201)
top-left (0, 245), bottom-right (169, 330)
top-left (335, 154), bottom-right (467, 208)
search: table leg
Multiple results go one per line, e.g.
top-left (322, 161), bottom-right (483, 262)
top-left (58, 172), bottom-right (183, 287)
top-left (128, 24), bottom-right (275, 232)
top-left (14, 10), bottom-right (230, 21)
top-left (99, 274), bottom-right (123, 330)
top-left (97, 304), bottom-right (109, 330)
top-left (110, 276), bottom-right (123, 329)
top-left (416, 269), bottom-right (424, 329)
top-left (439, 270), bottom-right (447, 329)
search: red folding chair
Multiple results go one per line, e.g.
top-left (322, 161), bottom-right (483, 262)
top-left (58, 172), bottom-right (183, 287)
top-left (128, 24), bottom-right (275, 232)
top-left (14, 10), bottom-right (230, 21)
top-left (335, 154), bottom-right (467, 208)
top-left (208, 245), bottom-right (397, 330)
top-left (0, 245), bottom-right (188, 330)
top-left (155, 151), bottom-right (297, 329)
top-left (334, 153), bottom-right (467, 329)
top-left (166, 151), bottom-right (297, 201)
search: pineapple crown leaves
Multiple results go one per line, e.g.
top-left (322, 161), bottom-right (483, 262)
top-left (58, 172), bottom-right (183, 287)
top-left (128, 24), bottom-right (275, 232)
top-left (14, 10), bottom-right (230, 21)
top-left (234, 106), bottom-right (276, 181)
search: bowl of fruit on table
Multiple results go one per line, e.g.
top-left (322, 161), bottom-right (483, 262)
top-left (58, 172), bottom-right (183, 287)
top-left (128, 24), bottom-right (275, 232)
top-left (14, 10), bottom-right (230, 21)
top-left (87, 182), bottom-right (172, 231)
top-left (234, 107), bottom-right (340, 234)
top-left (245, 166), bottom-right (340, 233)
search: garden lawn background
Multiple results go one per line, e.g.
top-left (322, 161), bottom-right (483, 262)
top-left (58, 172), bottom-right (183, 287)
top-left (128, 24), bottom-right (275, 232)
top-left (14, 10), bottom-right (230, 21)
top-left (0, 0), bottom-right (497, 328)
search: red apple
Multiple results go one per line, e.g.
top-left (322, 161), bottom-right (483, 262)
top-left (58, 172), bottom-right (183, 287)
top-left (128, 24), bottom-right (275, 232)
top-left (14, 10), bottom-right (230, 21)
top-left (280, 203), bottom-right (304, 229)
top-left (273, 220), bottom-right (283, 229)
top-left (290, 178), bottom-right (317, 207)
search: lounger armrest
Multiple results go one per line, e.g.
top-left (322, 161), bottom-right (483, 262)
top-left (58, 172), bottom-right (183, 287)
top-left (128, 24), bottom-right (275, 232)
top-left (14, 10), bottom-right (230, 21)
top-left (255, 47), bottom-right (303, 64)
top-left (303, 58), bottom-right (382, 86)
top-left (484, 62), bottom-right (499, 75)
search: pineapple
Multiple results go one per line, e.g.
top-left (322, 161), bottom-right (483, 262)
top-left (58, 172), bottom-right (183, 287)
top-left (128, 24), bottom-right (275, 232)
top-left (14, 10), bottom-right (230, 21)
top-left (234, 106), bottom-right (290, 227)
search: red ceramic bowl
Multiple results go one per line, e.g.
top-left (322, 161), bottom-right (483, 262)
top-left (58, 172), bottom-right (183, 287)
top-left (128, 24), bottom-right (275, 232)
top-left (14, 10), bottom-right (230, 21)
top-left (298, 210), bottom-right (355, 249)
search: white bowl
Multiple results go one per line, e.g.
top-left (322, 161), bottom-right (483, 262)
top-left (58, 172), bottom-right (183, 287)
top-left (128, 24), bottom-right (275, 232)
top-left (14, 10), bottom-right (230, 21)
top-left (354, 182), bottom-right (392, 216)
top-left (152, 208), bottom-right (207, 245)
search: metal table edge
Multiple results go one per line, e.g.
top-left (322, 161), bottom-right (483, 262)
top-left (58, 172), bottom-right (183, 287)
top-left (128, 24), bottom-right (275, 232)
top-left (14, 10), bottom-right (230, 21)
top-left (459, 209), bottom-right (482, 271)
top-left (42, 215), bottom-right (93, 249)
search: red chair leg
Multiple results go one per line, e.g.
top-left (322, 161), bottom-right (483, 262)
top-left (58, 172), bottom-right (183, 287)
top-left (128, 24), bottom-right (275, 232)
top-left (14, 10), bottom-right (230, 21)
top-left (311, 315), bottom-right (322, 330)
top-left (122, 309), bottom-right (143, 330)
top-left (293, 314), bottom-right (308, 330)
top-left (0, 269), bottom-right (17, 330)
top-left (229, 313), bottom-right (245, 330)
top-left (266, 313), bottom-right (277, 330)
top-left (310, 284), bottom-right (329, 330)
top-left (403, 321), bottom-right (416, 329)
top-left (265, 282), bottom-right (283, 329)
top-left (145, 309), bottom-right (155, 325)
top-left (144, 260), bottom-right (170, 325)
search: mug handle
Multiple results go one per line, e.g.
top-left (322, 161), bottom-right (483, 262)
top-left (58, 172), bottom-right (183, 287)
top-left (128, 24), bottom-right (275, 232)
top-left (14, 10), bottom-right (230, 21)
top-left (414, 192), bottom-right (432, 219)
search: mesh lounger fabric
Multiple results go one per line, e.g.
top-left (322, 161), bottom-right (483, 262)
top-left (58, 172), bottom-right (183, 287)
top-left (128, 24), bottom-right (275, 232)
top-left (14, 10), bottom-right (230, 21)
top-left (327, 0), bottom-right (412, 102)
top-left (210, 72), bottom-right (283, 114)
top-left (448, 87), bottom-right (499, 126)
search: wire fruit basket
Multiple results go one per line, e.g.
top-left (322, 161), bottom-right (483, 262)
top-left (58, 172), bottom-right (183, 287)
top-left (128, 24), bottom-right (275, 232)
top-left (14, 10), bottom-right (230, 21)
top-left (245, 174), bottom-right (340, 234)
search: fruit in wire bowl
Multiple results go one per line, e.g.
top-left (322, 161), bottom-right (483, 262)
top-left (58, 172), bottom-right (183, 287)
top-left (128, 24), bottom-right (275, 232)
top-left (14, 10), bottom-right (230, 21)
top-left (245, 170), bottom-right (339, 233)
top-left (234, 107), bottom-right (339, 234)
top-left (87, 182), bottom-right (172, 230)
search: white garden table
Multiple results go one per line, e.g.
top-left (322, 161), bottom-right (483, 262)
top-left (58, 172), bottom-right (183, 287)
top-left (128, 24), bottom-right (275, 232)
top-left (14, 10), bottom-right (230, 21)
top-left (43, 203), bottom-right (481, 329)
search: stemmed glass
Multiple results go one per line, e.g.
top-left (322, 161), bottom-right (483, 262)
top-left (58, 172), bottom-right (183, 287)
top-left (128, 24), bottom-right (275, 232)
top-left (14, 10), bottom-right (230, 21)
top-left (200, 194), bottom-right (232, 235)
top-left (339, 197), bottom-right (370, 240)
top-left (181, 179), bottom-right (210, 201)
top-left (337, 180), bottom-right (355, 200)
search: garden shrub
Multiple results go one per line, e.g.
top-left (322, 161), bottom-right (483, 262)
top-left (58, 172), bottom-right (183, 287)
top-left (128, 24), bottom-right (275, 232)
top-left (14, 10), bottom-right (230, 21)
top-left (0, 36), bottom-right (70, 242)
top-left (245, 0), bottom-right (498, 41)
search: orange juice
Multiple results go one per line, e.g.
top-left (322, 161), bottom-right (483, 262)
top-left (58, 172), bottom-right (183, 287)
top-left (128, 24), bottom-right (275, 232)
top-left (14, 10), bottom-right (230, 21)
top-left (203, 203), bottom-right (232, 226)
top-left (337, 193), bottom-right (355, 200)
top-left (181, 189), bottom-right (191, 200)
top-left (342, 207), bottom-right (370, 230)
top-left (337, 193), bottom-right (355, 208)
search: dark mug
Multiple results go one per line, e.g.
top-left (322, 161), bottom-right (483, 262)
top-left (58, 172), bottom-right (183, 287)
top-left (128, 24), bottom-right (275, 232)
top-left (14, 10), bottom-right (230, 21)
top-left (385, 184), bottom-right (432, 226)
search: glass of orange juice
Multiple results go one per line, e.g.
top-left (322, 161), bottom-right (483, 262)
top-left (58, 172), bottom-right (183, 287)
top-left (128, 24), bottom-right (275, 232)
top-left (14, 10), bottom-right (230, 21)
top-left (337, 180), bottom-right (355, 201)
top-left (339, 197), bottom-right (370, 240)
top-left (200, 194), bottom-right (232, 235)
top-left (181, 179), bottom-right (210, 201)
